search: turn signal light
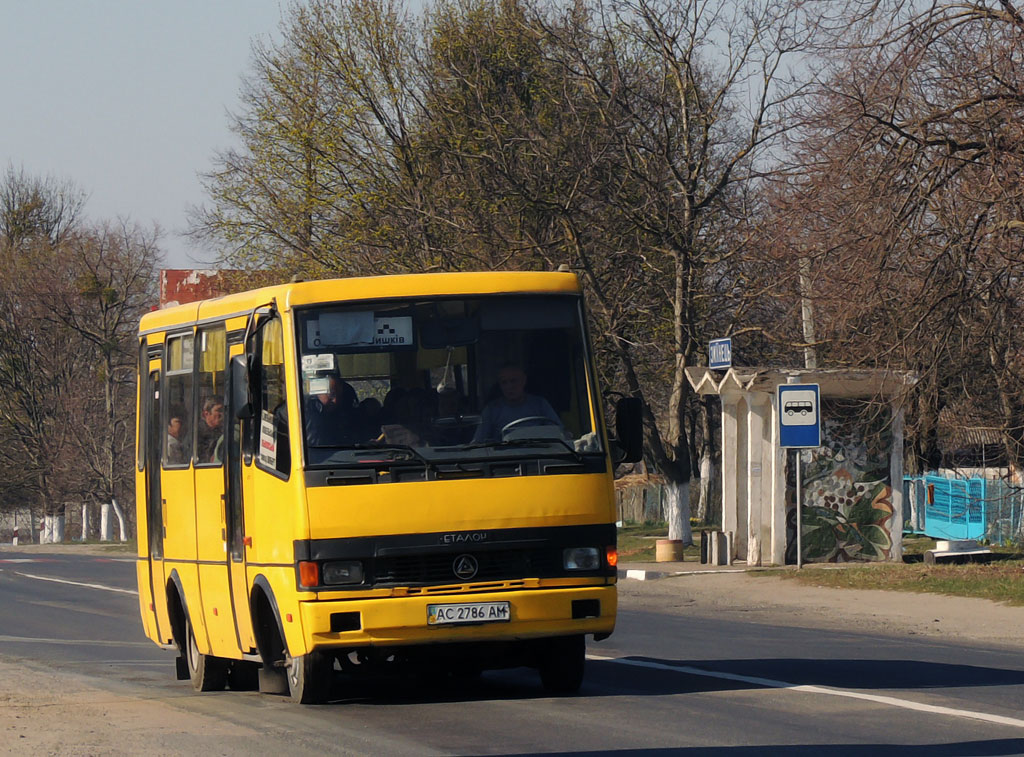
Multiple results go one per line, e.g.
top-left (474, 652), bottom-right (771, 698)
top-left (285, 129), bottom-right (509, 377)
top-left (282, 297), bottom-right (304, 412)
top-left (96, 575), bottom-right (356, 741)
top-left (298, 561), bottom-right (320, 588)
top-left (605, 546), bottom-right (618, 568)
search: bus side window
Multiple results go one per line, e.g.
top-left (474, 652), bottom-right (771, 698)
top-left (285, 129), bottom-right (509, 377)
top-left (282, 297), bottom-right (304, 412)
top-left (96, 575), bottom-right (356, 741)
top-left (163, 334), bottom-right (193, 468)
top-left (257, 316), bottom-right (290, 476)
top-left (196, 326), bottom-right (227, 466)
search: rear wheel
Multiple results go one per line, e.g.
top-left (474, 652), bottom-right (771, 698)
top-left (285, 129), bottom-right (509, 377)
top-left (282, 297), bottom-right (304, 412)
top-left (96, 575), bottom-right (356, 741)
top-left (537, 635), bottom-right (585, 695)
top-left (287, 651), bottom-right (333, 704)
top-left (184, 617), bottom-right (228, 692)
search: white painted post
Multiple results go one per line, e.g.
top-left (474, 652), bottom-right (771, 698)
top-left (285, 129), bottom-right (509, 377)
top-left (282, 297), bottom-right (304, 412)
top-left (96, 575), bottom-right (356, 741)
top-left (81, 504), bottom-right (89, 541)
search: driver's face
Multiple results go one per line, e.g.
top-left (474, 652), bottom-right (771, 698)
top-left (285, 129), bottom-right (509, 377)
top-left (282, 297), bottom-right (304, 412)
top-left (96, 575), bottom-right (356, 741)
top-left (498, 368), bottom-right (527, 402)
top-left (317, 378), bottom-right (339, 407)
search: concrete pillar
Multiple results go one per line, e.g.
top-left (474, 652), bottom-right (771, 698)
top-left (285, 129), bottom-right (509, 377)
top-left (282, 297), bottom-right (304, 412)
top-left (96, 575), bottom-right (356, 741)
top-left (746, 394), bottom-right (766, 565)
top-left (769, 390), bottom-right (787, 565)
top-left (721, 395), bottom-right (739, 548)
top-left (734, 397), bottom-right (749, 561)
top-left (890, 404), bottom-right (905, 561)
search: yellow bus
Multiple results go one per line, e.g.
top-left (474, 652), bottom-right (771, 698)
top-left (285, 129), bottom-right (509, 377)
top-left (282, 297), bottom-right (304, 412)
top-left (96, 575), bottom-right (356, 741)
top-left (135, 271), bottom-right (641, 703)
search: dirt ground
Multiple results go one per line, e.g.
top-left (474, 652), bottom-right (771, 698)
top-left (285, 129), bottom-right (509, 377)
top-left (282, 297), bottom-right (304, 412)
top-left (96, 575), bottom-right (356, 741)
top-left (619, 570), bottom-right (1024, 650)
top-left (3, 547), bottom-right (1024, 754)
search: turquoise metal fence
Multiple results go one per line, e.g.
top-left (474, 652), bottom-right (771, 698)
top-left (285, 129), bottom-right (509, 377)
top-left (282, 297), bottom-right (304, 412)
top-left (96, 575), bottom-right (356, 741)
top-left (903, 474), bottom-right (987, 541)
top-left (904, 475), bottom-right (1024, 545)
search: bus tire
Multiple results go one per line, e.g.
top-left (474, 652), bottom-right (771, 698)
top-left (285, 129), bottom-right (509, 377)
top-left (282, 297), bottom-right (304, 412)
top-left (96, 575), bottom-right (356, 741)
top-left (184, 616), bottom-right (228, 692)
top-left (537, 635), bottom-right (585, 695)
top-left (287, 651), bottom-right (332, 704)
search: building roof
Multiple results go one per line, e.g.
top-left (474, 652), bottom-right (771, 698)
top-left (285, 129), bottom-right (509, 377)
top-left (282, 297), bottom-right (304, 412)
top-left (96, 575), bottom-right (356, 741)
top-left (685, 366), bottom-right (917, 399)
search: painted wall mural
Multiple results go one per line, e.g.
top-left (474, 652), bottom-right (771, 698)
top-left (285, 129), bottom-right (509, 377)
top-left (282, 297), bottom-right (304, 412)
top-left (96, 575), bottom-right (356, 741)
top-left (786, 399), bottom-right (895, 563)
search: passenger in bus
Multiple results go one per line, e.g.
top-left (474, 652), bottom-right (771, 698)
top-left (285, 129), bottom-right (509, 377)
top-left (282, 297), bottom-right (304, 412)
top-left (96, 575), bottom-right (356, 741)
top-left (196, 397), bottom-right (225, 463)
top-left (358, 397), bottom-right (383, 440)
top-left (166, 409), bottom-right (187, 465)
top-left (378, 387), bottom-right (434, 446)
top-left (304, 372), bottom-right (360, 446)
top-left (472, 363), bottom-right (560, 443)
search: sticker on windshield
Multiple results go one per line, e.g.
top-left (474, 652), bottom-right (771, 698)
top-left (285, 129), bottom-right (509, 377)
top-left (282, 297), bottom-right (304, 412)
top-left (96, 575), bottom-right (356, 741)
top-left (258, 410), bottom-right (277, 469)
top-left (307, 377), bottom-right (331, 395)
top-left (373, 317), bottom-right (413, 347)
top-left (301, 353), bottom-right (336, 375)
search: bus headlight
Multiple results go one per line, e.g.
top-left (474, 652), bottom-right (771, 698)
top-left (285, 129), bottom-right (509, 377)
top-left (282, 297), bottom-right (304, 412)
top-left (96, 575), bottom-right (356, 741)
top-left (563, 547), bottom-right (600, 571)
top-left (322, 561), bottom-right (365, 585)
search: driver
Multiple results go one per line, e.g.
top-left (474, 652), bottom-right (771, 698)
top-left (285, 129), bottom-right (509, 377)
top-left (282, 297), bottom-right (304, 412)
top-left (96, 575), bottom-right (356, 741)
top-left (472, 363), bottom-right (560, 442)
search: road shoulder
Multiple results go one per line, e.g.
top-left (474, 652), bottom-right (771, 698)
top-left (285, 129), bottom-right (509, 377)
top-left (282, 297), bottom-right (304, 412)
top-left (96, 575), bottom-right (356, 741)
top-left (618, 570), bottom-right (1024, 650)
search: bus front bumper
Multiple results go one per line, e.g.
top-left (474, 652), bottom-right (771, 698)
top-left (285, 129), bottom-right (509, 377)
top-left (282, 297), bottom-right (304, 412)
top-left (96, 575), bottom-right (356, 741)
top-left (299, 585), bottom-right (616, 650)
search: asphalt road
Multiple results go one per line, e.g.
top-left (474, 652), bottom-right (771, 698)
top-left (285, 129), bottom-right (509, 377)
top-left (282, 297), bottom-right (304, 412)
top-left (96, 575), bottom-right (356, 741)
top-left (2, 550), bottom-right (1024, 756)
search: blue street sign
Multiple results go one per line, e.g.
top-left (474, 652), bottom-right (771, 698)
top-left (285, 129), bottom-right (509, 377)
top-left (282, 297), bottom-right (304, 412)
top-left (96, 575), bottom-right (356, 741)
top-left (709, 338), bottom-right (732, 370)
top-left (778, 383), bottom-right (821, 448)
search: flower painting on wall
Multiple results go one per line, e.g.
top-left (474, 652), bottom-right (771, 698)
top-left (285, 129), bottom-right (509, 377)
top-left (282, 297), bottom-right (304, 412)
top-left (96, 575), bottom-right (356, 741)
top-left (787, 399), bottom-right (895, 563)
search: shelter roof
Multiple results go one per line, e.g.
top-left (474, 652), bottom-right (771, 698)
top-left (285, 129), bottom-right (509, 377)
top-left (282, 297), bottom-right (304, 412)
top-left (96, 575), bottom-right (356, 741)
top-left (685, 366), bottom-right (917, 399)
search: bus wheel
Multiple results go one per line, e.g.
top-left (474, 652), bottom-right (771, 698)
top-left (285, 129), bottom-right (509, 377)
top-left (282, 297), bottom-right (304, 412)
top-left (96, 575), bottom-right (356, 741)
top-left (537, 635), bottom-right (585, 695)
top-left (287, 651), bottom-right (332, 704)
top-left (185, 616), bottom-right (228, 692)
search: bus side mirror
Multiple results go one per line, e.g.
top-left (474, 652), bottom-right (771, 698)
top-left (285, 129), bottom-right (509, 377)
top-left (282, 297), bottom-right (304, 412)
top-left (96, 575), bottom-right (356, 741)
top-left (611, 396), bottom-right (643, 464)
top-left (231, 354), bottom-right (254, 420)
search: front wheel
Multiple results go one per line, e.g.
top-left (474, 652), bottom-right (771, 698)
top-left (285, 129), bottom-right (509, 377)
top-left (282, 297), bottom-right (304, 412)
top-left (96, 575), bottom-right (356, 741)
top-left (185, 616), bottom-right (228, 692)
top-left (537, 635), bottom-right (585, 695)
top-left (287, 651), bottom-right (333, 704)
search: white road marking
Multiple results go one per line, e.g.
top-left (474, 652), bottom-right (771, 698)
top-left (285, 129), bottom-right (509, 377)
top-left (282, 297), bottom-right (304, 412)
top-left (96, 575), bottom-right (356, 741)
top-left (589, 654), bottom-right (1024, 730)
top-left (12, 571), bottom-right (138, 595)
top-left (0, 635), bottom-right (151, 647)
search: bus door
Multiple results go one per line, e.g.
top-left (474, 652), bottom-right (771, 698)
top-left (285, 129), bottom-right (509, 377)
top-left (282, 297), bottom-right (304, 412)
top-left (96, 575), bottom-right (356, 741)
top-left (226, 344), bottom-right (256, 653)
top-left (143, 365), bottom-right (171, 643)
top-left (193, 326), bottom-right (239, 657)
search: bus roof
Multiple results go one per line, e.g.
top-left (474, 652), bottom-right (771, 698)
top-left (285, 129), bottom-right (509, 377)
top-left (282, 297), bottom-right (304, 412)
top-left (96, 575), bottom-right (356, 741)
top-left (139, 270), bottom-right (581, 334)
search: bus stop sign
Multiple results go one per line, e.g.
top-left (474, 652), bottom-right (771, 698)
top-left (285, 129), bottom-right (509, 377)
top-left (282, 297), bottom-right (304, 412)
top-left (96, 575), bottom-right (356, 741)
top-left (778, 383), bottom-right (821, 448)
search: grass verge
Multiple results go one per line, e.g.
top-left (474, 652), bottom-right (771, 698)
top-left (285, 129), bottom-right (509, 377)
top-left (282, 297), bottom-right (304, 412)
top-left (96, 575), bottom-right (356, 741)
top-left (773, 539), bottom-right (1024, 606)
top-left (617, 521), bottom-right (704, 562)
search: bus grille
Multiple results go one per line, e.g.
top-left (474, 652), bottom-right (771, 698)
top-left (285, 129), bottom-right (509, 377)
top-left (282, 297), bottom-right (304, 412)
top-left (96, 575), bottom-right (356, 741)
top-left (372, 548), bottom-right (560, 586)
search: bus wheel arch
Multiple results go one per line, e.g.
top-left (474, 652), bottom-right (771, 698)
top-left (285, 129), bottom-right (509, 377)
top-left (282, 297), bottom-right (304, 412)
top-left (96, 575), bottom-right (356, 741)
top-left (164, 571), bottom-right (188, 655)
top-left (166, 570), bottom-right (227, 691)
top-left (249, 577), bottom-right (289, 695)
top-left (249, 577), bottom-right (331, 703)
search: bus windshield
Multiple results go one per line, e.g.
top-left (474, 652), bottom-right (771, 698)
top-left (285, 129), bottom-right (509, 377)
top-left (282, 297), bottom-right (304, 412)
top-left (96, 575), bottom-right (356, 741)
top-left (295, 294), bottom-right (602, 466)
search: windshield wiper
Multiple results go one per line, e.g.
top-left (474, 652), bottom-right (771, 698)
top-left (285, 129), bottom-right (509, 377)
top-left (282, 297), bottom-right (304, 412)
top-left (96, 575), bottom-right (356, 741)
top-left (463, 438), bottom-right (584, 462)
top-left (346, 443), bottom-right (434, 469)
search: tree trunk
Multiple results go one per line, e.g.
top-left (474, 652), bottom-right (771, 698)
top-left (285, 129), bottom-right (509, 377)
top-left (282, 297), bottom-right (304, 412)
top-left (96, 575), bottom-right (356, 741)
top-left (81, 503), bottom-right (90, 541)
top-left (100, 503), bottom-right (113, 541)
top-left (111, 498), bottom-right (127, 541)
top-left (52, 514), bottom-right (65, 543)
top-left (697, 453), bottom-right (714, 525)
top-left (665, 479), bottom-right (692, 545)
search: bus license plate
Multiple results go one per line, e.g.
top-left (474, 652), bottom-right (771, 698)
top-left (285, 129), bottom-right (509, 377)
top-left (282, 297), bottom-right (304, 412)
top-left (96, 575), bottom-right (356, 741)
top-left (427, 601), bottom-right (510, 626)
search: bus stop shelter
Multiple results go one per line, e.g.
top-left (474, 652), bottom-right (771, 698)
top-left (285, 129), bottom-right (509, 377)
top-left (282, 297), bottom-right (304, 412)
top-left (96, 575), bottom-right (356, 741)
top-left (686, 367), bottom-right (915, 566)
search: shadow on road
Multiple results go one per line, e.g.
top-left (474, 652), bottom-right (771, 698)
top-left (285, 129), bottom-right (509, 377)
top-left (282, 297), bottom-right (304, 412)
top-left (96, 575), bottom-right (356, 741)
top-left (498, 740), bottom-right (1024, 756)
top-left (610, 656), bottom-right (1024, 691)
top-left (310, 654), bottom-right (1024, 706)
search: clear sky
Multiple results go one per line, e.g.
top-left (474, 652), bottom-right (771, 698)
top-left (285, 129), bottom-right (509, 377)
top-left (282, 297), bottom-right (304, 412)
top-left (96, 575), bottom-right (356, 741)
top-left (1, 1), bottom-right (286, 268)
